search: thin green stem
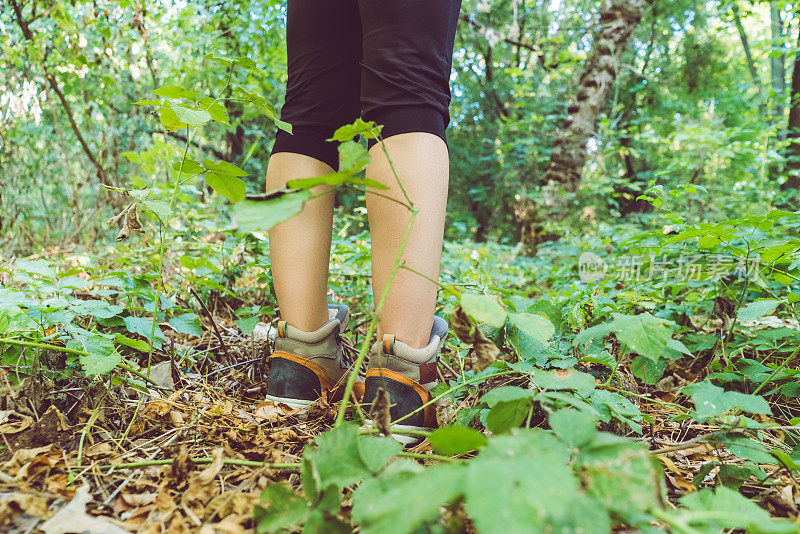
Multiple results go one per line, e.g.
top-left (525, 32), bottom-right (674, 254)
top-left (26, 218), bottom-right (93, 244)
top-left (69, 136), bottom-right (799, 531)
top-left (334, 209), bottom-right (419, 426)
top-left (76, 391), bottom-right (108, 466)
top-left (376, 133), bottom-right (413, 206)
top-left (399, 452), bottom-right (457, 463)
top-left (752, 344), bottom-right (800, 396)
top-left (98, 457), bottom-right (300, 470)
top-left (601, 384), bottom-right (690, 415)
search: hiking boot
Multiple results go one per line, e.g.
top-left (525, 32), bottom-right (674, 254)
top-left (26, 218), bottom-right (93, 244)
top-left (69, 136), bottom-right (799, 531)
top-left (362, 316), bottom-right (448, 445)
top-left (265, 304), bottom-right (364, 409)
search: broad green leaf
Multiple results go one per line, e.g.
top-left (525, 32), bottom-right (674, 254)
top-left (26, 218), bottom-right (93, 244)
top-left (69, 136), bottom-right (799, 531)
top-left (464, 432), bottom-right (590, 533)
top-left (485, 398), bottom-right (531, 434)
top-left (428, 426), bottom-right (487, 455)
top-left (158, 106), bottom-right (186, 132)
top-left (203, 159), bottom-right (248, 177)
top-left (304, 423), bottom-right (380, 489)
top-left (287, 173), bottom-right (389, 190)
top-left (675, 486), bottom-right (797, 533)
top-left (133, 99), bottom-right (161, 105)
top-left (142, 200), bottom-right (172, 221)
top-left (206, 173), bottom-right (246, 203)
top-left (479, 386), bottom-right (532, 407)
top-left (170, 104), bottom-right (211, 127)
top-left (172, 159), bottom-right (205, 175)
top-left (199, 98), bottom-right (230, 125)
top-left (254, 484), bottom-right (308, 534)
top-left (573, 322), bottom-right (614, 345)
top-left (68, 335), bottom-right (120, 375)
top-left (232, 190), bottom-right (313, 234)
top-left (329, 119), bottom-right (382, 142)
top-left (578, 433), bottom-right (661, 518)
top-left (507, 312), bottom-right (555, 344)
top-left (75, 300), bottom-right (124, 319)
top-left (630, 355), bottom-right (666, 384)
top-left (357, 435), bottom-right (402, 473)
top-left (13, 259), bottom-right (54, 277)
top-left (549, 408), bottom-right (596, 448)
top-left (123, 316), bottom-right (164, 349)
top-left (737, 299), bottom-right (780, 322)
top-left (169, 313), bottom-right (203, 337)
top-left (611, 312), bottom-right (675, 361)
top-left (533, 368), bottom-right (596, 397)
top-left (590, 389), bottom-right (643, 433)
top-left (114, 333), bottom-right (151, 353)
top-left (682, 380), bottom-right (771, 418)
top-left (460, 293), bottom-right (507, 328)
top-left (237, 315), bottom-right (259, 335)
top-left (338, 140), bottom-right (370, 173)
top-left (151, 85), bottom-right (198, 99)
top-left (352, 461), bottom-right (462, 534)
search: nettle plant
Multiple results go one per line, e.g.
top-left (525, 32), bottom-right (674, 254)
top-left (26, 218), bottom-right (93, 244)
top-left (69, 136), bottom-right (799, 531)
top-left (0, 258), bottom-right (202, 382)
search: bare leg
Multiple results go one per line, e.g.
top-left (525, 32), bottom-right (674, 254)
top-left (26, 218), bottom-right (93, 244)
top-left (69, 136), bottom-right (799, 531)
top-left (367, 132), bottom-right (449, 349)
top-left (267, 152), bottom-right (335, 332)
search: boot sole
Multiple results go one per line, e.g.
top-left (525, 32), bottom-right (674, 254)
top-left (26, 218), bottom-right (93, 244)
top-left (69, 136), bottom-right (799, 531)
top-left (264, 394), bottom-right (316, 411)
top-left (361, 419), bottom-right (431, 446)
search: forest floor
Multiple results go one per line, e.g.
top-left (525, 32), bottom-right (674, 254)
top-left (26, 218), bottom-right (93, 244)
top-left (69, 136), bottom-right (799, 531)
top-left (1, 306), bottom-right (798, 533)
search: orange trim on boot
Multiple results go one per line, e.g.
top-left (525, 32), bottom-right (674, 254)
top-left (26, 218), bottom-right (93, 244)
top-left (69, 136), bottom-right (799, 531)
top-left (270, 351), bottom-right (336, 392)
top-left (366, 368), bottom-right (436, 427)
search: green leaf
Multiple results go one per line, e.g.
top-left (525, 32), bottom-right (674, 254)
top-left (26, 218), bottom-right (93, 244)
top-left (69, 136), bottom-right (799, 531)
top-left (171, 158), bottom-right (205, 175)
top-left (142, 200), bottom-right (172, 221)
top-left (114, 333), bottom-right (151, 353)
top-left (170, 104), bottom-right (211, 127)
top-left (254, 484), bottom-right (308, 533)
top-left (133, 99), bottom-right (161, 105)
top-left (169, 313), bottom-right (203, 337)
top-left (13, 258), bottom-right (54, 277)
top-left (337, 140), bottom-right (371, 173)
top-left (682, 380), bottom-right (771, 418)
top-left (610, 312), bottom-right (675, 361)
top-left (428, 426), bottom-right (487, 455)
top-left (737, 299), bottom-right (780, 322)
top-left (549, 408), bottom-right (597, 448)
top-left (573, 322), bottom-right (614, 345)
top-left (158, 106), bottom-right (186, 132)
top-left (304, 423), bottom-right (389, 489)
top-left (123, 316), bottom-right (164, 349)
top-left (237, 315), bottom-right (259, 335)
top-left (357, 435), bottom-right (402, 473)
top-left (328, 119), bottom-right (382, 142)
top-left (479, 386), bottom-right (532, 407)
top-left (533, 368), bottom-right (596, 397)
top-left (232, 190), bottom-right (313, 234)
top-left (199, 97), bottom-right (230, 125)
top-left (630, 355), bottom-right (666, 384)
top-left (464, 432), bottom-right (592, 533)
top-left (459, 293), bottom-right (507, 328)
top-left (151, 85), bottom-right (198, 100)
top-left (206, 173), bottom-right (246, 203)
top-left (507, 312), bottom-right (555, 344)
top-left (675, 486), bottom-right (797, 532)
top-left (485, 398), bottom-right (531, 434)
top-left (352, 461), bottom-right (462, 534)
top-left (68, 335), bottom-right (120, 375)
top-left (203, 159), bottom-right (248, 177)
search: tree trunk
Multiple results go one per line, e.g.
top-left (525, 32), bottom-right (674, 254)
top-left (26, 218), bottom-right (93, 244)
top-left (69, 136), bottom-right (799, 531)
top-left (542, 0), bottom-right (646, 194)
top-left (782, 19), bottom-right (800, 195)
top-left (732, 5), bottom-right (764, 114)
top-left (516, 0), bottom-right (646, 253)
top-left (771, 3), bottom-right (786, 134)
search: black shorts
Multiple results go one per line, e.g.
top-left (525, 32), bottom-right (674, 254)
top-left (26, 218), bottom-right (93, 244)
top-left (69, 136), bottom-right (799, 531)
top-left (270, 0), bottom-right (462, 171)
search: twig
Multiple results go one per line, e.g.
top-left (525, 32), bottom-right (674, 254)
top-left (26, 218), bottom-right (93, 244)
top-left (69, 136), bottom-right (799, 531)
top-left (190, 288), bottom-right (233, 364)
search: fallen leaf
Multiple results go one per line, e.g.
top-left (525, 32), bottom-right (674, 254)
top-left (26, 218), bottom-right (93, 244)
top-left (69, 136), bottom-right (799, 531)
top-left (40, 485), bottom-right (128, 534)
